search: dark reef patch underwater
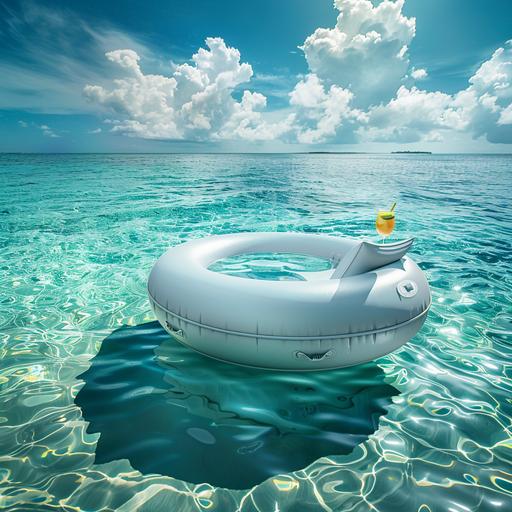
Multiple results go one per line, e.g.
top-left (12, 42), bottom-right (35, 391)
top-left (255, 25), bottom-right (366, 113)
top-left (76, 322), bottom-right (399, 489)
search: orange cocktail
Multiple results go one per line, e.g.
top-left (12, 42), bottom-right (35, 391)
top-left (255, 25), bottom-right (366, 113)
top-left (376, 202), bottom-right (396, 239)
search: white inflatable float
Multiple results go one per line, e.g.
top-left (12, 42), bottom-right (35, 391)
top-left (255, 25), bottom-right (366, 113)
top-left (148, 232), bottom-right (430, 370)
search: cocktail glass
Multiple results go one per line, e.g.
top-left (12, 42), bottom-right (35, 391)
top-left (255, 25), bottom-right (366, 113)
top-left (376, 202), bottom-right (396, 243)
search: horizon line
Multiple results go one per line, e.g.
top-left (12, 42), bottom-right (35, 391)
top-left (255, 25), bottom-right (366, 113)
top-left (1, 151), bottom-right (512, 155)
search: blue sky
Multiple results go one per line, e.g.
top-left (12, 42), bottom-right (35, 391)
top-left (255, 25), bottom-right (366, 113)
top-left (1, 0), bottom-right (511, 152)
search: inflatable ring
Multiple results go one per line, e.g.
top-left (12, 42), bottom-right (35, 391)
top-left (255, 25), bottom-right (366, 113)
top-left (148, 232), bottom-right (430, 370)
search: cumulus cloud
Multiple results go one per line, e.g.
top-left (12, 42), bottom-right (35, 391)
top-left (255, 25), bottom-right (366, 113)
top-left (359, 86), bottom-right (453, 142)
top-left (83, 38), bottom-right (278, 141)
top-left (411, 68), bottom-right (428, 80)
top-left (451, 41), bottom-right (512, 143)
top-left (215, 90), bottom-right (292, 141)
top-left (288, 74), bottom-right (364, 143)
top-left (358, 41), bottom-right (512, 144)
top-left (301, 0), bottom-right (416, 107)
top-left (499, 104), bottom-right (512, 125)
top-left (83, 0), bottom-right (512, 146)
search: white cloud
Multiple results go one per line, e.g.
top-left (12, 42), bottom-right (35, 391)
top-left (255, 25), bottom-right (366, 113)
top-left (18, 120), bottom-right (28, 128)
top-left (88, 128), bottom-right (102, 134)
top-left (411, 68), bottom-right (428, 80)
top-left (300, 0), bottom-right (416, 107)
top-left (288, 74), bottom-right (364, 143)
top-left (358, 41), bottom-right (512, 144)
top-left (498, 103), bottom-right (512, 125)
top-left (82, 1), bottom-right (512, 146)
top-left (359, 86), bottom-right (453, 142)
top-left (451, 41), bottom-right (512, 143)
top-left (216, 90), bottom-right (293, 141)
top-left (84, 38), bottom-right (279, 141)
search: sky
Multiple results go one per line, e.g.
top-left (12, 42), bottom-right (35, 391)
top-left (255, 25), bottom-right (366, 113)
top-left (0, 0), bottom-right (511, 153)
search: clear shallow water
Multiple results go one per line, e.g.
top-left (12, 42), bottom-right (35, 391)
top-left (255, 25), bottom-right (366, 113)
top-left (208, 252), bottom-right (333, 280)
top-left (1, 153), bottom-right (511, 511)
top-left (76, 322), bottom-right (397, 489)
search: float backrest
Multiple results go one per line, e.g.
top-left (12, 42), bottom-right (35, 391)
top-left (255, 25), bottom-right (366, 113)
top-left (332, 238), bottom-right (414, 279)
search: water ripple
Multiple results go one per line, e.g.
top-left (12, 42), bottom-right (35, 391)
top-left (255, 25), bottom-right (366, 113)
top-left (1, 153), bottom-right (512, 511)
top-left (76, 322), bottom-right (397, 489)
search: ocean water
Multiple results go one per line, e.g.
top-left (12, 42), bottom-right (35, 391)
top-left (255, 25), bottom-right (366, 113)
top-left (76, 322), bottom-right (398, 490)
top-left (1, 153), bottom-right (511, 511)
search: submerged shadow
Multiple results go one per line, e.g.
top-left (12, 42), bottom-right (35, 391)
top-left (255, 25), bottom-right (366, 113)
top-left (76, 322), bottom-right (399, 489)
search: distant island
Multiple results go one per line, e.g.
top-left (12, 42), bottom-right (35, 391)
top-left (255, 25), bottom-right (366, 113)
top-left (391, 151), bottom-right (432, 154)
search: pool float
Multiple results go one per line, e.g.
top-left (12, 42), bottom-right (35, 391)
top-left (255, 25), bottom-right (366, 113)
top-left (148, 232), bottom-right (430, 370)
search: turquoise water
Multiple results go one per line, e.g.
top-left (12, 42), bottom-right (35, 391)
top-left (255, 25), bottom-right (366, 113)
top-left (76, 322), bottom-right (397, 490)
top-left (1, 153), bottom-right (511, 511)
top-left (208, 252), bottom-right (333, 280)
